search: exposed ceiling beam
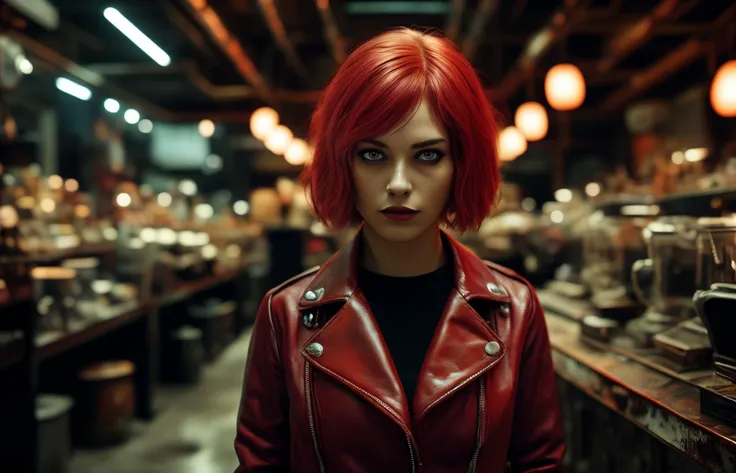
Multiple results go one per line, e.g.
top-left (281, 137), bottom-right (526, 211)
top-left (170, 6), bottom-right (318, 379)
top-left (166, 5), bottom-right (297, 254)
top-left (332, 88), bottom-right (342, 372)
top-left (445, 0), bottom-right (466, 43)
top-left (597, 0), bottom-right (700, 73)
top-left (494, 0), bottom-right (589, 102)
top-left (315, 0), bottom-right (347, 65)
top-left (180, 0), bottom-right (271, 100)
top-left (85, 61), bottom-right (189, 76)
top-left (159, 0), bottom-right (218, 59)
top-left (256, 0), bottom-right (308, 80)
top-left (7, 30), bottom-right (175, 121)
top-left (600, 2), bottom-right (736, 111)
top-left (461, 0), bottom-right (500, 62)
top-left (184, 63), bottom-right (321, 103)
top-left (599, 38), bottom-right (706, 111)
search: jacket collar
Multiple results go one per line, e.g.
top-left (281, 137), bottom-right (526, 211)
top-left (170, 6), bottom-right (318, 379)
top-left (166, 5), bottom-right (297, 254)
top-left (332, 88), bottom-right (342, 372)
top-left (298, 226), bottom-right (511, 311)
top-left (300, 227), bottom-right (511, 437)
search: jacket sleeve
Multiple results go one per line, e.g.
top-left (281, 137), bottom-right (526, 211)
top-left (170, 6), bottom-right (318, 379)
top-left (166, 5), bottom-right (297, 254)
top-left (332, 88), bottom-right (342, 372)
top-left (234, 292), bottom-right (290, 472)
top-left (507, 287), bottom-right (566, 473)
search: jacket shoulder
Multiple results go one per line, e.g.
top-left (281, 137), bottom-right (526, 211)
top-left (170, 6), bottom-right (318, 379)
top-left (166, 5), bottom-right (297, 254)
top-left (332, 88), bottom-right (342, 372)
top-left (268, 265), bottom-right (320, 297)
top-left (483, 260), bottom-right (531, 287)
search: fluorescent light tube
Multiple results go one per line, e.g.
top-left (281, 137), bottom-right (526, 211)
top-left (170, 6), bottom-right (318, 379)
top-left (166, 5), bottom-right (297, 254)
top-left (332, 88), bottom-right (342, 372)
top-left (103, 7), bottom-right (171, 66)
top-left (56, 78), bottom-right (92, 101)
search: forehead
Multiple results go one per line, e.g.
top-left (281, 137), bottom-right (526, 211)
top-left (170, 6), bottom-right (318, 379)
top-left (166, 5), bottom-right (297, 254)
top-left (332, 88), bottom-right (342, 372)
top-left (377, 99), bottom-right (447, 143)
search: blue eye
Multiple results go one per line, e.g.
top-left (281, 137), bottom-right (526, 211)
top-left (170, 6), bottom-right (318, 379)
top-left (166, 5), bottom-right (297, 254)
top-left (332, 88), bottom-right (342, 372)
top-left (357, 149), bottom-right (386, 162)
top-left (416, 149), bottom-right (444, 162)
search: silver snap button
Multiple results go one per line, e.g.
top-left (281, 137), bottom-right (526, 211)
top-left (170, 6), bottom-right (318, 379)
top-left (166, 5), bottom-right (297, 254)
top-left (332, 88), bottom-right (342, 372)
top-left (487, 282), bottom-right (507, 296)
top-left (484, 341), bottom-right (500, 356)
top-left (306, 342), bottom-right (324, 357)
top-left (500, 303), bottom-right (510, 315)
top-left (303, 287), bottom-right (325, 302)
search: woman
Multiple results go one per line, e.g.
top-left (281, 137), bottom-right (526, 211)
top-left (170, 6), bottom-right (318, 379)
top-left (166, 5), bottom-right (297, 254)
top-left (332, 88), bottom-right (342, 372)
top-left (234, 28), bottom-right (565, 473)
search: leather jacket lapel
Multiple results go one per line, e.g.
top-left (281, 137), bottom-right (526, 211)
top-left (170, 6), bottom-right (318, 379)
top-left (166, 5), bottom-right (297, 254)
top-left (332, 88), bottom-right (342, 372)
top-left (297, 227), bottom-right (512, 427)
top-left (301, 290), bottom-right (413, 431)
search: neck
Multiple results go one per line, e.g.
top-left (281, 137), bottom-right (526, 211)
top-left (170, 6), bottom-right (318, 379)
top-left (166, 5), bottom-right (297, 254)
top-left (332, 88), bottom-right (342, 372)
top-left (360, 225), bottom-right (448, 277)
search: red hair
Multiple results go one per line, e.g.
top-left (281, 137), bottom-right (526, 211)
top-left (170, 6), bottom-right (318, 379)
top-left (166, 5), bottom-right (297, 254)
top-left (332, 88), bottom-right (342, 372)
top-left (301, 28), bottom-right (500, 232)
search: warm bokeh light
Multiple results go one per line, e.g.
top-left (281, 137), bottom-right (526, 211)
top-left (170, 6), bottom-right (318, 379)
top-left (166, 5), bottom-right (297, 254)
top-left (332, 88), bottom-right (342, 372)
top-left (514, 102), bottom-right (548, 142)
top-left (265, 125), bottom-right (293, 155)
top-left (711, 60), bottom-right (736, 117)
top-left (585, 182), bottom-right (601, 197)
top-left (48, 175), bottom-right (63, 190)
top-left (250, 107), bottom-right (279, 140)
top-left (545, 63), bottom-right (586, 111)
top-left (498, 126), bottom-right (527, 162)
top-left (116, 193), bottom-right (132, 208)
top-left (555, 188), bottom-right (573, 203)
top-left (285, 138), bottom-right (309, 165)
top-left (198, 119), bottom-right (215, 138)
top-left (64, 179), bottom-right (79, 192)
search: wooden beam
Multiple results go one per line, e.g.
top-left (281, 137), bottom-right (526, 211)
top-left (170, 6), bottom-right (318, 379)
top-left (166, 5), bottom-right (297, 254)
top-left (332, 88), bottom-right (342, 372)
top-left (461, 0), bottom-right (500, 62)
top-left (599, 38), bottom-right (707, 111)
top-left (85, 61), bottom-right (189, 76)
top-left (445, 0), bottom-right (466, 43)
top-left (180, 0), bottom-right (271, 99)
top-left (185, 63), bottom-right (322, 103)
top-left (256, 0), bottom-right (309, 80)
top-left (314, 0), bottom-right (347, 65)
top-left (158, 0), bottom-right (218, 58)
top-left (597, 0), bottom-right (700, 73)
top-left (494, 1), bottom-right (589, 101)
top-left (599, 2), bottom-right (736, 111)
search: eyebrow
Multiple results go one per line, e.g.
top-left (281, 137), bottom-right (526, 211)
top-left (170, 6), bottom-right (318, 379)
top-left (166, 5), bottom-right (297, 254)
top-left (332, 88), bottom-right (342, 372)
top-left (359, 138), bottom-right (448, 149)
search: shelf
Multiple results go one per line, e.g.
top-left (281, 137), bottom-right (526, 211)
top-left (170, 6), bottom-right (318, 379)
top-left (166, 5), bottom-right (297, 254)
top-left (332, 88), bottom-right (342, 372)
top-left (156, 269), bottom-right (243, 307)
top-left (547, 314), bottom-right (736, 471)
top-left (0, 243), bottom-right (116, 265)
top-left (36, 301), bottom-right (154, 360)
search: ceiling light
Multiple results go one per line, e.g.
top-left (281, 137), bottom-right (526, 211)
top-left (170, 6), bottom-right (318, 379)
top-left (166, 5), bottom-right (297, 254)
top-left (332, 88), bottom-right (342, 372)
top-left (124, 109), bottom-right (140, 124)
top-left (56, 78), bottom-right (92, 101)
top-left (104, 98), bottom-right (120, 113)
top-left (138, 119), bottom-right (153, 133)
top-left (17, 57), bottom-right (33, 75)
top-left (103, 7), bottom-right (171, 67)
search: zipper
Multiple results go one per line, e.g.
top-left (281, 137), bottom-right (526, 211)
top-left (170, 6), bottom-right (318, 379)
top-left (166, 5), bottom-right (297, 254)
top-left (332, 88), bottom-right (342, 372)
top-left (407, 434), bottom-right (416, 473)
top-left (305, 362), bottom-right (326, 473)
top-left (467, 376), bottom-right (487, 473)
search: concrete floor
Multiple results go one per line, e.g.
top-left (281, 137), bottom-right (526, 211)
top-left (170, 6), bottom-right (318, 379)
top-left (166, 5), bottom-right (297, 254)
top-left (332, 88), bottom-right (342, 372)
top-left (70, 328), bottom-right (253, 473)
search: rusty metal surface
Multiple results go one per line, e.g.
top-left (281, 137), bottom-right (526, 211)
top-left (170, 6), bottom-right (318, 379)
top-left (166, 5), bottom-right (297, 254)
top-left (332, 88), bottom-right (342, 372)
top-left (547, 314), bottom-right (736, 473)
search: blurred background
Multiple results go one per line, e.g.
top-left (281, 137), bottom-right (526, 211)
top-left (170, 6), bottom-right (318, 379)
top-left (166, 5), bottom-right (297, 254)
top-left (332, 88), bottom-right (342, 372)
top-left (1, 1), bottom-right (736, 472)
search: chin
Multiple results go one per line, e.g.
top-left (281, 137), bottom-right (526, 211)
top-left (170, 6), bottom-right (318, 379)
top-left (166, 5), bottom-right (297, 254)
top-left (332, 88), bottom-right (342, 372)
top-left (364, 219), bottom-right (434, 243)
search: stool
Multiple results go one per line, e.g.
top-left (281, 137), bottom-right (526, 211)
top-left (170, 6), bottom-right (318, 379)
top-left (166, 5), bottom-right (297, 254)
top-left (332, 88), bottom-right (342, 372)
top-left (165, 326), bottom-right (204, 384)
top-left (76, 360), bottom-right (136, 447)
top-left (37, 394), bottom-right (74, 473)
top-left (189, 299), bottom-right (236, 362)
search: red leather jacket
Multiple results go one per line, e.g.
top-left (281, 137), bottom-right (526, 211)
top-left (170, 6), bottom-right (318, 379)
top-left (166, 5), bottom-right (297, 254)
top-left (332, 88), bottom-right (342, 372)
top-left (234, 230), bottom-right (565, 473)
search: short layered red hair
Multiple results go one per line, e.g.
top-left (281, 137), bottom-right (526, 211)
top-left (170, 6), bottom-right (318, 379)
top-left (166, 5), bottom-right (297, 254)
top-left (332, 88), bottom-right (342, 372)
top-left (301, 28), bottom-right (500, 232)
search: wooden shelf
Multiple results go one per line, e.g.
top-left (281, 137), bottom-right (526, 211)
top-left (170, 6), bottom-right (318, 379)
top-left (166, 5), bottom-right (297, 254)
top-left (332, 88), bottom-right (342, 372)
top-left (0, 268), bottom-right (245, 368)
top-left (547, 314), bottom-right (736, 471)
top-left (0, 243), bottom-right (116, 265)
top-left (36, 301), bottom-right (154, 361)
top-left (156, 269), bottom-right (243, 307)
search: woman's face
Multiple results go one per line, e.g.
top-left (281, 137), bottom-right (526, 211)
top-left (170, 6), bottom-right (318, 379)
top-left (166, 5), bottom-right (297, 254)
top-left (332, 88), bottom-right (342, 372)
top-left (352, 99), bottom-right (454, 243)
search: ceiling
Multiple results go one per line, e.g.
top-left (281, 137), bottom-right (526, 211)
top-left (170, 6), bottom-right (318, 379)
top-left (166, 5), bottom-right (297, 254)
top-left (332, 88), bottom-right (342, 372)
top-left (4, 0), bottom-right (736, 137)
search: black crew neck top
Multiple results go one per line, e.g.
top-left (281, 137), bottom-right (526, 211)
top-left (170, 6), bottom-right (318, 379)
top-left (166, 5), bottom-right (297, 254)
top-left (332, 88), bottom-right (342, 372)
top-left (358, 263), bottom-right (455, 411)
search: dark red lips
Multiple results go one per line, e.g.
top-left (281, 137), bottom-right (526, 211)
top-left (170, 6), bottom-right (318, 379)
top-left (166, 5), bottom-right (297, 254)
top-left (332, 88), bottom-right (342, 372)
top-left (380, 206), bottom-right (418, 222)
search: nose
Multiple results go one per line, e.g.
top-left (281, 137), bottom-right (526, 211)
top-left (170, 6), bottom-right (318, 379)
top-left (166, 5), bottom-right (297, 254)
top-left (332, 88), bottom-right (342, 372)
top-left (386, 161), bottom-right (412, 196)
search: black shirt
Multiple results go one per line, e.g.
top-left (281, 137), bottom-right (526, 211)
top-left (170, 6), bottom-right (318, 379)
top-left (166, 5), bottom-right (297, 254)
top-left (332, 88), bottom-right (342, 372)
top-left (358, 264), bottom-right (455, 411)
